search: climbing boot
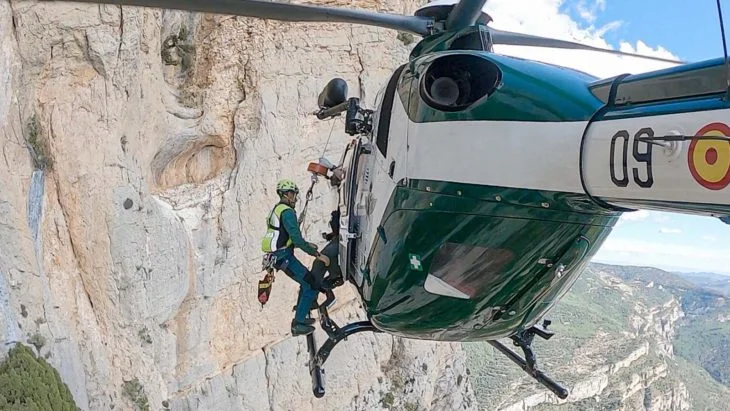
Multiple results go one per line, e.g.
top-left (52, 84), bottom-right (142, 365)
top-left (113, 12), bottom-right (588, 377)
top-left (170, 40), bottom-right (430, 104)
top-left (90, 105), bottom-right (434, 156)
top-left (291, 322), bottom-right (315, 336)
top-left (291, 318), bottom-right (316, 326)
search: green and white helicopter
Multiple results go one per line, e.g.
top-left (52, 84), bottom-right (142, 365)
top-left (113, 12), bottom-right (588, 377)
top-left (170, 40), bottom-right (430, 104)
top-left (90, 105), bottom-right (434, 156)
top-left (48, 0), bottom-right (730, 400)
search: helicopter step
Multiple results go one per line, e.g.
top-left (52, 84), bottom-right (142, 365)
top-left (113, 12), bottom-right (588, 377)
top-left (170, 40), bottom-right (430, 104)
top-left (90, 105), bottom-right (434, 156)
top-left (304, 290), bottom-right (381, 398)
top-left (488, 320), bottom-right (569, 400)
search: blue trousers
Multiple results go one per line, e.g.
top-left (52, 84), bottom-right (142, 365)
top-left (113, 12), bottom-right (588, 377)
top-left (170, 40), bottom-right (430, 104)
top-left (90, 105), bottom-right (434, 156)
top-left (272, 248), bottom-right (318, 324)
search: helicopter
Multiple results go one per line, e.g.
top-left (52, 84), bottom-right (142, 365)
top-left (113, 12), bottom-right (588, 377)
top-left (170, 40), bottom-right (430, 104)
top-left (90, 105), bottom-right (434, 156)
top-left (45, 0), bottom-right (730, 401)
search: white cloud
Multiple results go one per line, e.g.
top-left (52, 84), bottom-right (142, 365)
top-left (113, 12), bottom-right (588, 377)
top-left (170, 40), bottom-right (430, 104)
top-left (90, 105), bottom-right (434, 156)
top-left (573, 0), bottom-right (606, 24)
top-left (484, 0), bottom-right (681, 78)
top-left (659, 227), bottom-right (682, 234)
top-left (620, 210), bottom-right (650, 222)
top-left (619, 40), bottom-right (678, 62)
top-left (651, 213), bottom-right (671, 223)
top-left (615, 210), bottom-right (649, 227)
top-left (593, 237), bottom-right (730, 274)
top-left (601, 238), bottom-right (720, 259)
top-left (594, 20), bottom-right (623, 37)
top-left (703, 235), bottom-right (718, 242)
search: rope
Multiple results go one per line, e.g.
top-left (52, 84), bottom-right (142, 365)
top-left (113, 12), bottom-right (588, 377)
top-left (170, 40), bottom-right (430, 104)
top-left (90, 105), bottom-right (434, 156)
top-left (320, 116), bottom-right (339, 159)
top-left (300, 116), bottom-right (341, 227)
top-left (298, 174), bottom-right (318, 227)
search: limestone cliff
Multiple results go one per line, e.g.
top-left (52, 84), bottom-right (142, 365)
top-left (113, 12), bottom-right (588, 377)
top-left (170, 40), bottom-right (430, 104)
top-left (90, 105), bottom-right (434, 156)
top-left (0, 1), bottom-right (476, 409)
top-left (464, 264), bottom-right (730, 411)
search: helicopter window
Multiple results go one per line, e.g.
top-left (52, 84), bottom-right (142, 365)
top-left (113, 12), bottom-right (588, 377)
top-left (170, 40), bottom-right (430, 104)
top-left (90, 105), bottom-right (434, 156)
top-left (341, 141), bottom-right (357, 214)
top-left (424, 243), bottom-right (514, 299)
top-left (375, 64), bottom-right (406, 157)
top-left (341, 162), bottom-right (351, 214)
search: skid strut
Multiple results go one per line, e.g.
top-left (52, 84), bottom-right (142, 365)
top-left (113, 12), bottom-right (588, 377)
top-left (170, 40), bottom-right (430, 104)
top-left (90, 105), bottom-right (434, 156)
top-left (488, 319), bottom-right (569, 400)
top-left (304, 290), bottom-right (380, 398)
top-left (306, 332), bottom-right (326, 398)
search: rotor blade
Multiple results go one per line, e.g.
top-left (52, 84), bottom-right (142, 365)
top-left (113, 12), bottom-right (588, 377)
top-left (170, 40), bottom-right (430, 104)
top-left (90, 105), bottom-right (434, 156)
top-left (444, 0), bottom-right (488, 31)
top-left (489, 28), bottom-right (685, 64)
top-left (42, 0), bottom-right (435, 36)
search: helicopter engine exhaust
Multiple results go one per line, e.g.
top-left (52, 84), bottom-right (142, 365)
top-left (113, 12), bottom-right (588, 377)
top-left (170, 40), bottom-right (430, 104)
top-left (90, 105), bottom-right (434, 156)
top-left (419, 54), bottom-right (502, 111)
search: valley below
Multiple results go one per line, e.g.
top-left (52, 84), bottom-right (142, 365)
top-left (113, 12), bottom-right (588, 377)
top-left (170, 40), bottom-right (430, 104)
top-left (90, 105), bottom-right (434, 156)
top-left (464, 263), bottom-right (730, 411)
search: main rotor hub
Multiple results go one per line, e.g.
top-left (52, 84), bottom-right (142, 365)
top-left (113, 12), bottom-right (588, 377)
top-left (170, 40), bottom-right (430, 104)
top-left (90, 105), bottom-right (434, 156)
top-left (414, 1), bottom-right (493, 27)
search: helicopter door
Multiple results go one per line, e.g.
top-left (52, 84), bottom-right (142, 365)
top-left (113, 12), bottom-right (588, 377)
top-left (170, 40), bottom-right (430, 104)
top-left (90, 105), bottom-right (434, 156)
top-left (337, 139), bottom-right (355, 282)
top-left (338, 64), bottom-right (408, 286)
top-left (338, 137), bottom-right (371, 286)
top-left (357, 65), bottom-right (408, 262)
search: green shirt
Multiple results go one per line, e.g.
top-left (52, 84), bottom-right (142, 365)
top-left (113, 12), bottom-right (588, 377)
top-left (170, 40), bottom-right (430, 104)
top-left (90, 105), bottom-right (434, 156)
top-left (280, 207), bottom-right (319, 256)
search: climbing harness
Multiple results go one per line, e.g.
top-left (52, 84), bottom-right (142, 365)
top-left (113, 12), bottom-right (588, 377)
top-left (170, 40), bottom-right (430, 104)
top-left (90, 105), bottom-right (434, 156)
top-left (257, 160), bottom-right (325, 309)
top-left (256, 119), bottom-right (352, 308)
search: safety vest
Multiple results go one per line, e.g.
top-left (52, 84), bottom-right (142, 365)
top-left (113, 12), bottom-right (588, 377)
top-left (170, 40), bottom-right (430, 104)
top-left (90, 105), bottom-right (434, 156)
top-left (261, 203), bottom-right (294, 253)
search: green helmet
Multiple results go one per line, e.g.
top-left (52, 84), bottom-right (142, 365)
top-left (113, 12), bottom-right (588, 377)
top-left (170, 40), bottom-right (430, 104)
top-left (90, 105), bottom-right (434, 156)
top-left (276, 179), bottom-right (299, 195)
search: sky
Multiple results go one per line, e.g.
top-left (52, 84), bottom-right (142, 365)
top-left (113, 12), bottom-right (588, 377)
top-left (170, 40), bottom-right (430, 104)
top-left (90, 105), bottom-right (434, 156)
top-left (481, 0), bottom-right (730, 275)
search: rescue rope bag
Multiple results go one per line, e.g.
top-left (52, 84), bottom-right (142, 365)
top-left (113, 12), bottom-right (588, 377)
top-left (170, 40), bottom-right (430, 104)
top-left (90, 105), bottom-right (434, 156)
top-left (257, 248), bottom-right (282, 308)
top-left (258, 270), bottom-right (275, 308)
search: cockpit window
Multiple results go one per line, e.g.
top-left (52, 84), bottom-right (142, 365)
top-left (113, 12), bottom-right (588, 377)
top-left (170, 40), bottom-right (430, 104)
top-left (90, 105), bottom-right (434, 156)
top-left (375, 64), bottom-right (406, 157)
top-left (424, 243), bottom-right (514, 300)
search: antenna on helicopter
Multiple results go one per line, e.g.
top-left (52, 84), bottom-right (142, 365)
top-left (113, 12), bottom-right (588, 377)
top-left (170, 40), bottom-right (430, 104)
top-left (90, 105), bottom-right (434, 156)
top-left (716, 0), bottom-right (730, 100)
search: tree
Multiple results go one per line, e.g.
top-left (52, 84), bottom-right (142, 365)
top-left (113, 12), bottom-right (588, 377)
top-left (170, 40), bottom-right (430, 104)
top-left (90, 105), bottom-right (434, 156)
top-left (0, 343), bottom-right (78, 410)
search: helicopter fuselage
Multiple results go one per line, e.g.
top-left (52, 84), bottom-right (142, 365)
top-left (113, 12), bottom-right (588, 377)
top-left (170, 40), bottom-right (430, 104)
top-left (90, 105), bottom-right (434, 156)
top-left (332, 43), bottom-right (730, 342)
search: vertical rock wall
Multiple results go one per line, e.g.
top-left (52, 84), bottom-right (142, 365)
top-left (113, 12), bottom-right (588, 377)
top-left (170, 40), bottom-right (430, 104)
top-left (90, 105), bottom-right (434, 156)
top-left (0, 1), bottom-right (476, 409)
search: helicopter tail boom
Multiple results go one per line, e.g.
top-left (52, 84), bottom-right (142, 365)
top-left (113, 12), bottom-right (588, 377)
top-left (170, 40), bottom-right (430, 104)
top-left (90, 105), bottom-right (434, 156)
top-left (581, 58), bottom-right (730, 218)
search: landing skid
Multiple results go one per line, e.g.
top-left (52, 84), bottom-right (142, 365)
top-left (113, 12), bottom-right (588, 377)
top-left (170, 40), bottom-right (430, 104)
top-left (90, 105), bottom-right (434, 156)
top-left (488, 320), bottom-right (569, 400)
top-left (305, 290), bottom-right (381, 398)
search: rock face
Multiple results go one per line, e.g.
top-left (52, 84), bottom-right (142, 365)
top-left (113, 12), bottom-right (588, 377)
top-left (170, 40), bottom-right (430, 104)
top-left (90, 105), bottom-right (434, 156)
top-left (0, 1), bottom-right (477, 409)
top-left (464, 265), bottom-right (699, 411)
top-left (463, 264), bottom-right (730, 411)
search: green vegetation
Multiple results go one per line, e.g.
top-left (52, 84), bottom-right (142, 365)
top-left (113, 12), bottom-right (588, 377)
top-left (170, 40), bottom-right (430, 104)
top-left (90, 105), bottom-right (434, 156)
top-left (0, 343), bottom-right (78, 410)
top-left (25, 114), bottom-right (53, 170)
top-left (674, 271), bottom-right (730, 297)
top-left (380, 391), bottom-right (394, 408)
top-left (161, 24), bottom-right (195, 69)
top-left (122, 378), bottom-right (150, 411)
top-left (674, 304), bottom-right (730, 385)
top-left (463, 266), bottom-right (643, 405)
top-left (175, 25), bottom-right (196, 72)
top-left (27, 333), bottom-right (46, 353)
top-left (397, 32), bottom-right (415, 46)
top-left (138, 327), bottom-right (152, 345)
top-left (671, 355), bottom-right (730, 411)
top-left (464, 263), bottom-right (730, 409)
top-left (161, 23), bottom-right (199, 108)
